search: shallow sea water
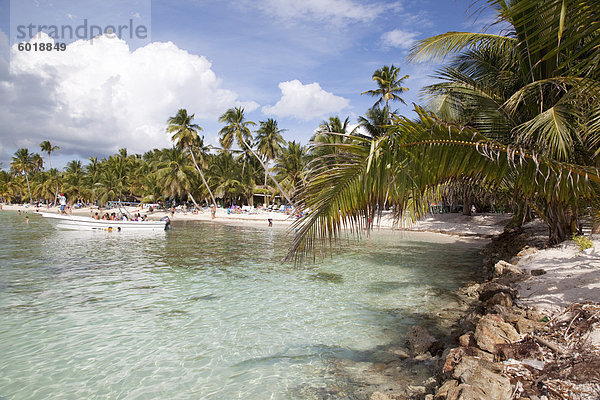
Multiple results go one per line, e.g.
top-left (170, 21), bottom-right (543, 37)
top-left (0, 211), bottom-right (484, 399)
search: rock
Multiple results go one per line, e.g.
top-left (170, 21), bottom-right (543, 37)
top-left (443, 347), bottom-right (494, 375)
top-left (453, 356), bottom-right (512, 400)
top-left (478, 282), bottom-right (518, 302)
top-left (474, 314), bottom-right (521, 354)
top-left (407, 385), bottom-right (426, 395)
top-left (370, 391), bottom-right (392, 400)
top-left (425, 395), bottom-right (434, 400)
top-left (389, 347), bottom-right (410, 359)
top-left (423, 376), bottom-right (438, 393)
top-left (435, 379), bottom-right (458, 399)
top-left (459, 332), bottom-right (475, 347)
top-left (484, 292), bottom-right (513, 308)
top-left (514, 316), bottom-right (542, 335)
top-left (493, 260), bottom-right (522, 276)
top-left (530, 269), bottom-right (546, 276)
top-left (461, 283), bottom-right (480, 298)
top-left (406, 325), bottom-right (437, 355)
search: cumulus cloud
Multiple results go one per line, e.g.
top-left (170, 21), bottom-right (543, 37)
top-left (0, 32), bottom-right (257, 161)
top-left (256, 0), bottom-right (392, 23)
top-left (262, 80), bottom-right (349, 120)
top-left (381, 29), bottom-right (420, 50)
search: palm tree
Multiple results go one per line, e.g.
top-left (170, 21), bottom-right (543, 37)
top-left (219, 107), bottom-right (295, 206)
top-left (357, 107), bottom-right (393, 139)
top-left (287, 106), bottom-right (600, 260)
top-left (255, 118), bottom-right (287, 185)
top-left (408, 0), bottom-right (600, 240)
top-left (167, 109), bottom-right (216, 207)
top-left (275, 141), bottom-right (308, 193)
top-left (310, 116), bottom-right (357, 160)
top-left (10, 148), bottom-right (34, 204)
top-left (361, 65), bottom-right (409, 115)
top-left (40, 141), bottom-right (60, 169)
top-left (155, 147), bottom-right (197, 202)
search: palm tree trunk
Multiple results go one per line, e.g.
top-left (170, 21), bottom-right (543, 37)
top-left (189, 149), bottom-right (217, 207)
top-left (187, 191), bottom-right (200, 209)
top-left (25, 173), bottom-right (32, 204)
top-left (240, 138), bottom-right (295, 207)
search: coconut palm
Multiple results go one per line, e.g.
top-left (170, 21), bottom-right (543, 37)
top-left (219, 107), bottom-right (295, 206)
top-left (357, 107), bottom-right (392, 139)
top-left (408, 0), bottom-right (600, 240)
top-left (255, 118), bottom-right (286, 185)
top-left (275, 141), bottom-right (308, 193)
top-left (361, 65), bottom-right (409, 115)
top-left (167, 109), bottom-right (216, 207)
top-left (155, 147), bottom-right (197, 202)
top-left (10, 148), bottom-right (34, 204)
top-left (40, 141), bottom-right (60, 169)
top-left (287, 107), bottom-right (600, 260)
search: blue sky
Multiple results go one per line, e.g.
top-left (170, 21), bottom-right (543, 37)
top-left (0, 0), bottom-right (496, 169)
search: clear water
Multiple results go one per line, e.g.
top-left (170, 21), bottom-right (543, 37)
top-left (0, 211), bottom-right (484, 399)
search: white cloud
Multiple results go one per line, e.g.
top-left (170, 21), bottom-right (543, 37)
top-left (381, 29), bottom-right (420, 50)
top-left (0, 33), bottom-right (257, 159)
top-left (257, 0), bottom-right (390, 23)
top-left (262, 80), bottom-right (349, 120)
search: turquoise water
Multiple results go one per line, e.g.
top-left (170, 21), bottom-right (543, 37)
top-left (0, 211), bottom-right (484, 399)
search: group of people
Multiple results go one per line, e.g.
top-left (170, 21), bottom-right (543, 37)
top-left (92, 212), bottom-right (147, 221)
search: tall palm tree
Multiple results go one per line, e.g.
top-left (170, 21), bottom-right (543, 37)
top-left (219, 107), bottom-right (295, 206)
top-left (167, 109), bottom-right (216, 207)
top-left (255, 118), bottom-right (287, 185)
top-left (310, 116), bottom-right (357, 160)
top-left (10, 148), bottom-right (34, 204)
top-left (40, 141), bottom-right (60, 169)
top-left (361, 65), bottom-right (409, 115)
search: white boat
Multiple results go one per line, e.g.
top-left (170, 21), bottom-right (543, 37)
top-left (38, 212), bottom-right (170, 232)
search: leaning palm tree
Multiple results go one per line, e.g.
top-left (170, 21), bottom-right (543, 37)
top-left (255, 118), bottom-right (287, 185)
top-left (40, 141), bottom-right (60, 169)
top-left (167, 109), bottom-right (216, 207)
top-left (361, 65), bottom-right (409, 116)
top-left (219, 107), bottom-right (295, 206)
top-left (287, 107), bottom-right (600, 260)
top-left (408, 0), bottom-right (600, 239)
top-left (10, 148), bottom-right (34, 204)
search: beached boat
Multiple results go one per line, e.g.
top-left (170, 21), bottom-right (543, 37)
top-left (37, 212), bottom-right (170, 232)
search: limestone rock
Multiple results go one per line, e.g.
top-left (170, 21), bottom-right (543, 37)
top-left (494, 260), bottom-right (522, 276)
top-left (459, 332), bottom-right (475, 347)
top-left (435, 379), bottom-right (458, 399)
top-left (478, 282), bottom-right (518, 302)
top-left (406, 325), bottom-right (437, 355)
top-left (484, 292), bottom-right (513, 308)
top-left (453, 356), bottom-right (512, 400)
top-left (474, 314), bottom-right (521, 353)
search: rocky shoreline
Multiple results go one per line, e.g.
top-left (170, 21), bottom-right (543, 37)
top-left (307, 222), bottom-right (599, 400)
top-left (365, 224), bottom-right (600, 400)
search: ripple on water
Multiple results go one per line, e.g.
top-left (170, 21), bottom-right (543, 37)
top-left (0, 213), bottom-right (485, 399)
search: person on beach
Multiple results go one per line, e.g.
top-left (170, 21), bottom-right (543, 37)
top-left (25, 216), bottom-right (29, 224)
top-left (268, 218), bottom-right (273, 227)
top-left (59, 194), bottom-right (67, 215)
top-left (93, 212), bottom-right (100, 220)
top-left (211, 204), bottom-right (216, 219)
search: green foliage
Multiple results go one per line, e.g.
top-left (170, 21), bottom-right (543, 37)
top-left (572, 234), bottom-right (593, 252)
